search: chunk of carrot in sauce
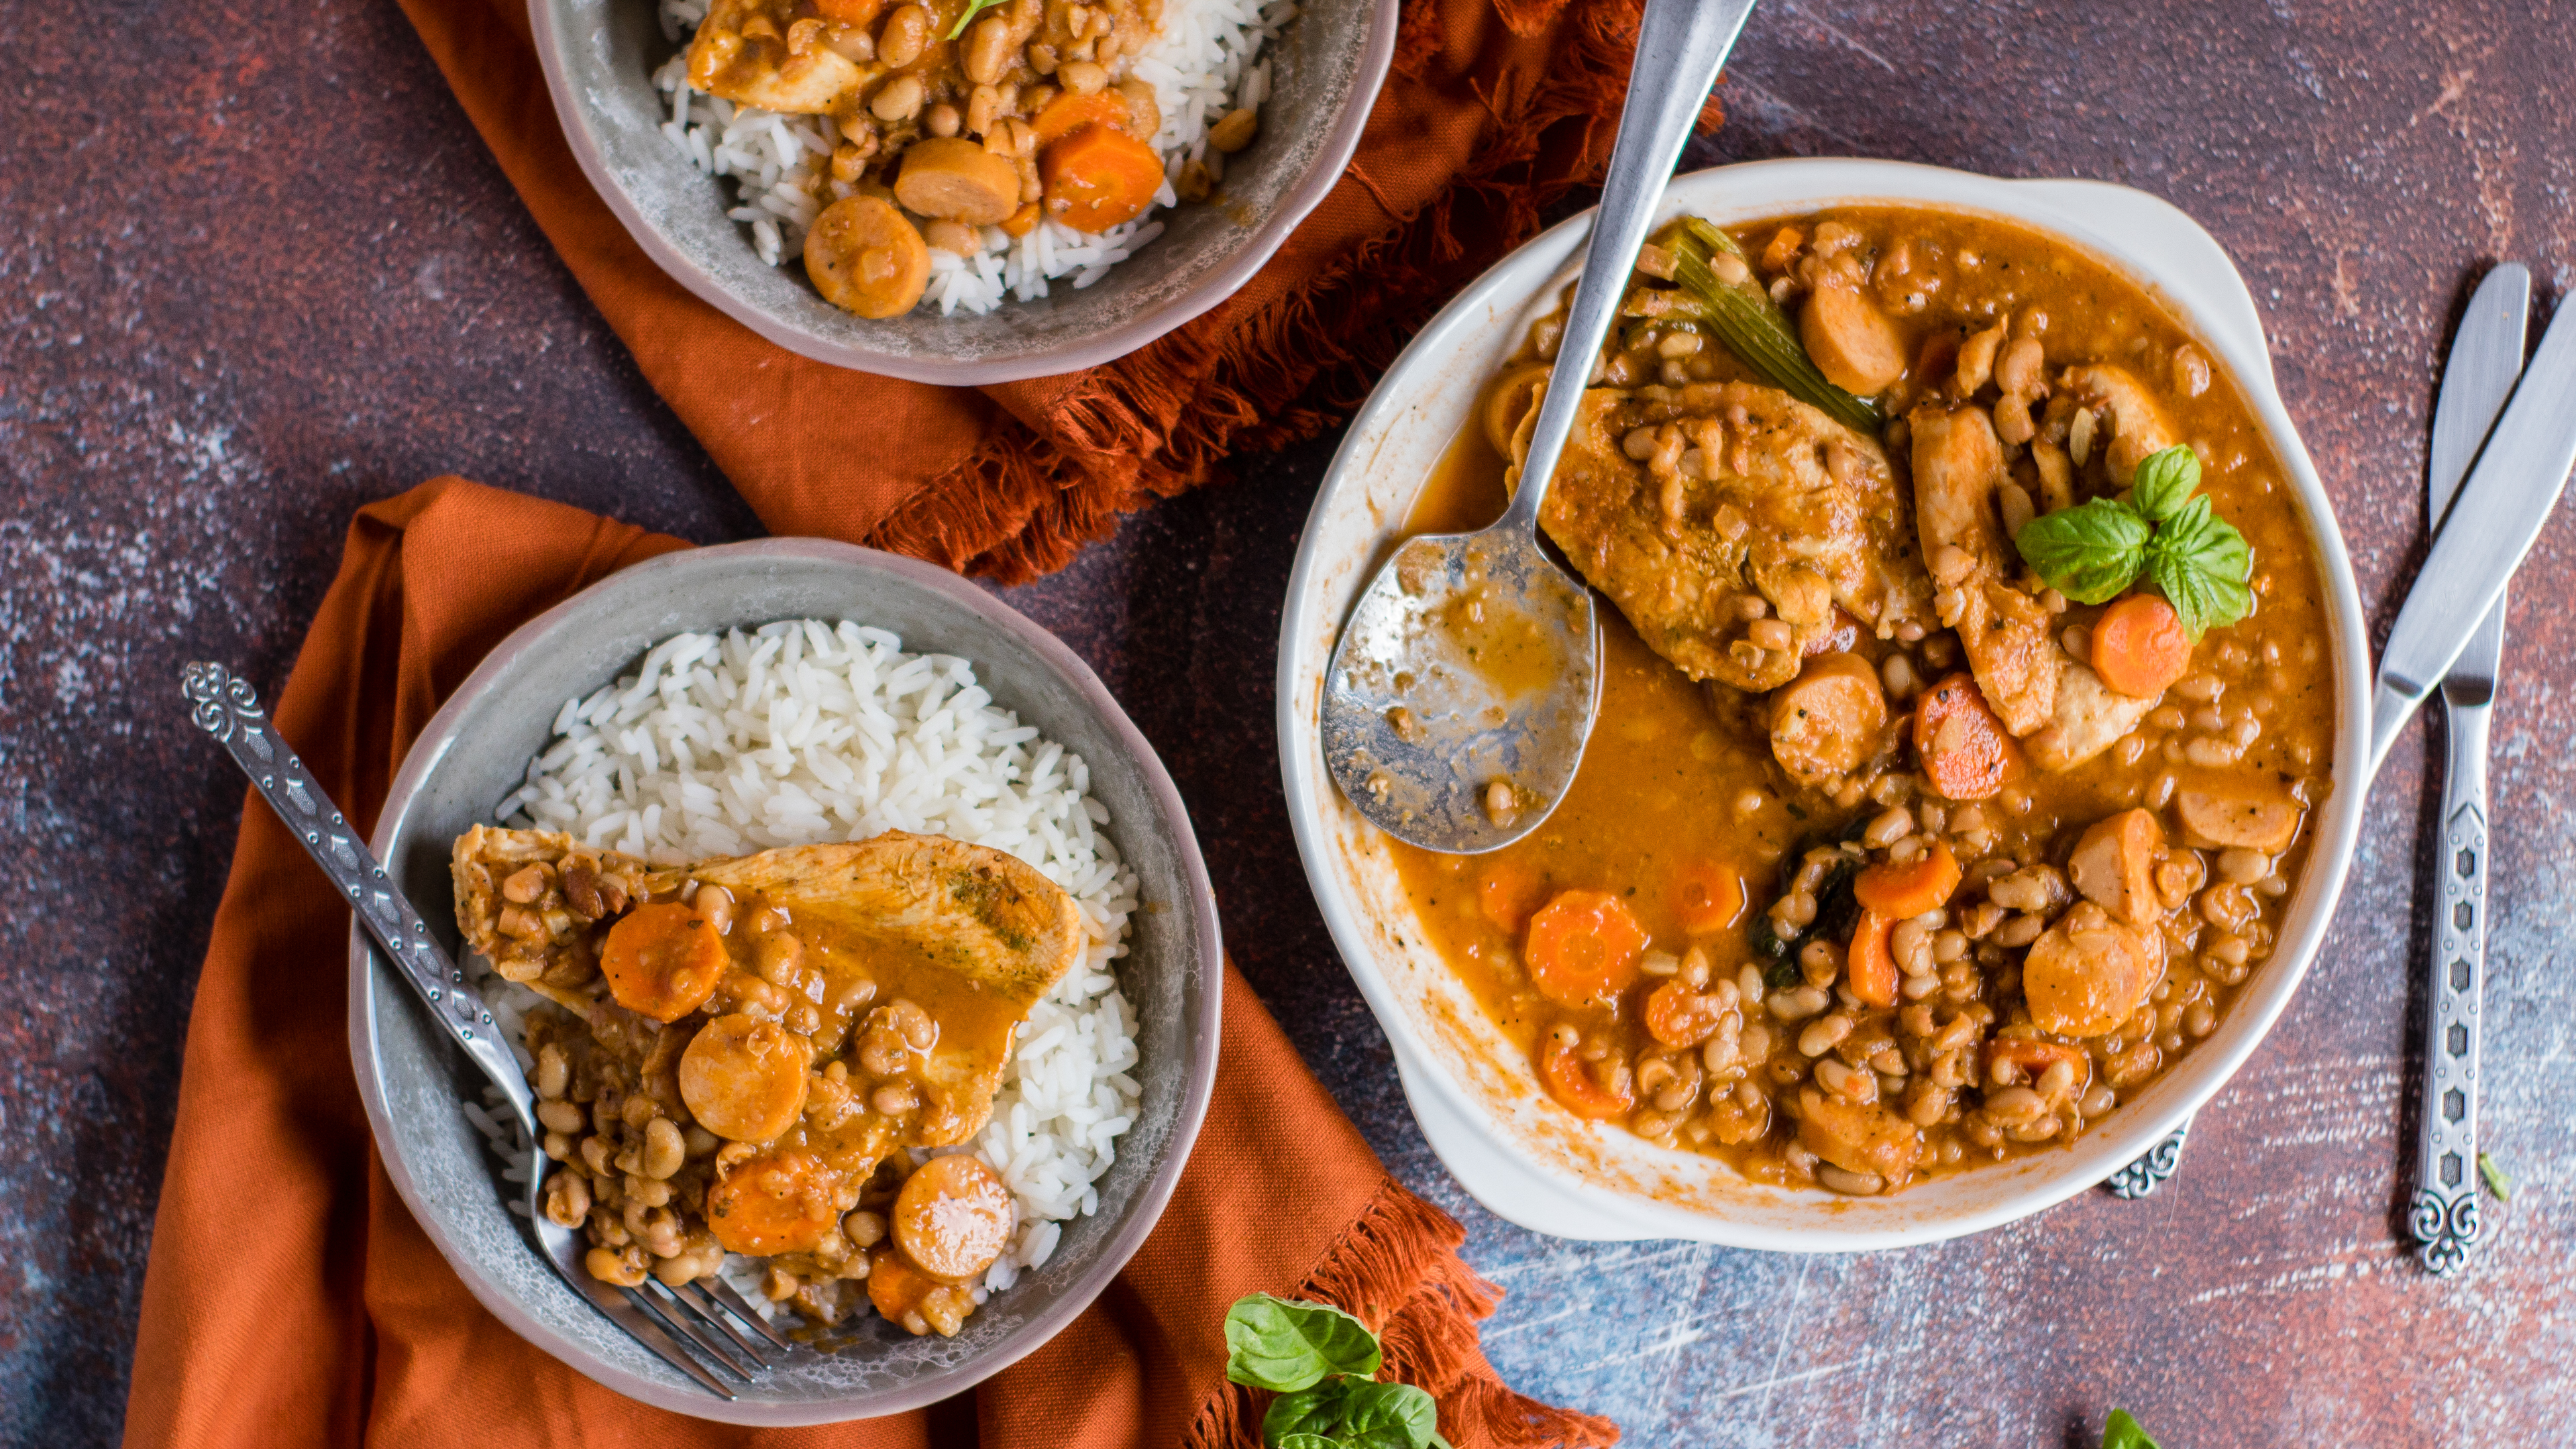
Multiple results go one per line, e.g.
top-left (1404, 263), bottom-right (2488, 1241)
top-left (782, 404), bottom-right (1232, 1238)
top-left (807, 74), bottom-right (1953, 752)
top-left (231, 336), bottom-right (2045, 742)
top-left (706, 1150), bottom-right (841, 1256)
top-left (1538, 1028), bottom-right (1634, 1120)
top-left (867, 1242), bottom-right (941, 1325)
top-left (1913, 672), bottom-right (2021, 801)
top-left (1672, 861), bottom-right (1746, 936)
top-left (599, 902), bottom-right (727, 1022)
top-left (1478, 863), bottom-right (1550, 933)
top-left (1845, 909), bottom-right (1898, 1008)
top-left (1523, 890), bottom-right (1649, 1007)
top-left (1852, 841), bottom-right (1963, 918)
top-left (1643, 979), bottom-right (1728, 1048)
top-left (2091, 594), bottom-right (2193, 698)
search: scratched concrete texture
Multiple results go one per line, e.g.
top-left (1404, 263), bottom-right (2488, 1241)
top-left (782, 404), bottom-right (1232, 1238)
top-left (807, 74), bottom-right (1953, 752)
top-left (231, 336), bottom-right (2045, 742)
top-left (4, 0), bottom-right (2574, 1443)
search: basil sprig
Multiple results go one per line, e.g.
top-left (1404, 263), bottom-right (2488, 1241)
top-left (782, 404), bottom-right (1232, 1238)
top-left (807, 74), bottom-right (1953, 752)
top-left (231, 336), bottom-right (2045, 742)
top-left (2101, 1409), bottom-right (2161, 1449)
top-left (1225, 1294), bottom-right (1453, 1449)
top-left (2010, 444), bottom-right (2253, 639)
top-left (944, 0), bottom-right (1006, 40)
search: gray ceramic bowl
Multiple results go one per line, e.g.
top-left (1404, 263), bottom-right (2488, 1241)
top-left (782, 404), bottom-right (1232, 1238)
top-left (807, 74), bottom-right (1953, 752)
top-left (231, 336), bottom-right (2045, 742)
top-left (529, 0), bottom-right (1398, 383)
top-left (347, 539), bottom-right (1222, 1424)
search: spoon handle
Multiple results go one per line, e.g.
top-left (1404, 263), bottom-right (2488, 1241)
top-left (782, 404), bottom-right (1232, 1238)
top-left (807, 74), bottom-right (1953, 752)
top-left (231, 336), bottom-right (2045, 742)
top-left (180, 662), bottom-right (535, 1128)
top-left (1502, 0), bottom-right (1758, 535)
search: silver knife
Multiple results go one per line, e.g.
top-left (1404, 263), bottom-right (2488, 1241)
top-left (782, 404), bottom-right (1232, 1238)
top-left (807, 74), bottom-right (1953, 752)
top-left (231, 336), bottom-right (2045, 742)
top-left (2408, 264), bottom-right (2530, 1275)
top-left (2371, 294), bottom-right (2576, 770)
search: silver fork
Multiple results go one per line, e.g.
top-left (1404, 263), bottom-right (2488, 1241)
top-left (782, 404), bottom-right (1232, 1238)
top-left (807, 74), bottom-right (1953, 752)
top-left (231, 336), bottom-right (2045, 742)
top-left (182, 661), bottom-right (804, 1397)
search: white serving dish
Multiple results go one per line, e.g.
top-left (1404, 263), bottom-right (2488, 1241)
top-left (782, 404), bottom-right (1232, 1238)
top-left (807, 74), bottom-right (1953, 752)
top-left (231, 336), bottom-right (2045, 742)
top-left (1275, 158), bottom-right (2371, 1250)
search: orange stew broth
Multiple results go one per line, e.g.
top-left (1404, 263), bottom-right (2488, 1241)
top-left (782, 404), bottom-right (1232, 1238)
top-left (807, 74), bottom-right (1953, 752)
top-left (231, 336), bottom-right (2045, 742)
top-left (1385, 206), bottom-right (2337, 1188)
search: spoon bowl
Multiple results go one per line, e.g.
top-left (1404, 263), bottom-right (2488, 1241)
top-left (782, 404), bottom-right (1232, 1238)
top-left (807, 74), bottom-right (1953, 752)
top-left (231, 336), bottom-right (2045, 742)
top-left (1319, 525), bottom-right (1599, 851)
top-left (1313, 0), bottom-right (1756, 848)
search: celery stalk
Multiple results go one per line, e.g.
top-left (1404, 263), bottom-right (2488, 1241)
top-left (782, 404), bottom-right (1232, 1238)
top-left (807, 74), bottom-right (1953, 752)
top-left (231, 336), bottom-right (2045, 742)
top-left (1666, 219), bottom-right (1881, 435)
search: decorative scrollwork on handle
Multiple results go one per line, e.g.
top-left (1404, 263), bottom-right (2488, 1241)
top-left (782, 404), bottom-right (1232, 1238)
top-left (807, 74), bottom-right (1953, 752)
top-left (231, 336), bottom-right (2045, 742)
top-left (2411, 1187), bottom-right (2481, 1276)
top-left (181, 661), bottom-right (262, 742)
top-left (2104, 1119), bottom-right (2191, 1199)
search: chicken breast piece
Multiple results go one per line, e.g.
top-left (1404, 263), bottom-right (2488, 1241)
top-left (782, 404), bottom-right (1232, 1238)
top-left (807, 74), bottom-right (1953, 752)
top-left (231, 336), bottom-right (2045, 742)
top-left (1532, 382), bottom-right (1933, 692)
top-left (2024, 661), bottom-right (2162, 772)
top-left (1908, 405), bottom-right (2061, 736)
top-left (452, 826), bottom-right (1083, 1148)
top-left (688, 0), bottom-right (870, 114)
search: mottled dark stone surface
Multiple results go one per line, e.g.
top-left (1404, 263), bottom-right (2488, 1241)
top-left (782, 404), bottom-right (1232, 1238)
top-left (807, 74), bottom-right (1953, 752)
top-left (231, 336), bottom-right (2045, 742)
top-left (5, 0), bottom-right (2574, 1444)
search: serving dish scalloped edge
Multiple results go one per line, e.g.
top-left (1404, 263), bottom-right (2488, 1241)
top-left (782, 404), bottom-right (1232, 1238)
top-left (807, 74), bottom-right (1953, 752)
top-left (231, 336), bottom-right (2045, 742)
top-left (1276, 158), bottom-right (2370, 1250)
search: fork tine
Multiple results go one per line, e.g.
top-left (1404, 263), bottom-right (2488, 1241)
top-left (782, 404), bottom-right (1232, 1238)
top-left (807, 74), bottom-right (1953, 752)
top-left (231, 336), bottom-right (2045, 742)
top-left (572, 1279), bottom-right (740, 1399)
top-left (658, 1282), bottom-right (775, 1362)
top-left (624, 1287), bottom-right (755, 1381)
top-left (698, 1277), bottom-right (798, 1351)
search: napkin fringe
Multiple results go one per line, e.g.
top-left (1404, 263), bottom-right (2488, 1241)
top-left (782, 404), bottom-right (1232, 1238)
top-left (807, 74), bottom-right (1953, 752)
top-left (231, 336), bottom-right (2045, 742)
top-left (1185, 1179), bottom-right (1621, 1449)
top-left (865, 0), bottom-right (1719, 584)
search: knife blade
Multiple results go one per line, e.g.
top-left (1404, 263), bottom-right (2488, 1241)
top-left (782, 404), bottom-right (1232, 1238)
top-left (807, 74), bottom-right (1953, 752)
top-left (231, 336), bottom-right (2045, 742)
top-left (2407, 264), bottom-right (2528, 1277)
top-left (2371, 292), bottom-right (2576, 771)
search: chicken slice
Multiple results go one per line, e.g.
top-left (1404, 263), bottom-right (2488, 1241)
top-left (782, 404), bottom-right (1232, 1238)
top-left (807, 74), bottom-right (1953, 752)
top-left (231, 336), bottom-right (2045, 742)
top-left (1532, 382), bottom-right (1933, 692)
top-left (1908, 405), bottom-right (2060, 736)
top-left (688, 0), bottom-right (871, 114)
top-left (2058, 364), bottom-right (2180, 487)
top-left (452, 826), bottom-right (1083, 1148)
top-left (2024, 661), bottom-right (2162, 772)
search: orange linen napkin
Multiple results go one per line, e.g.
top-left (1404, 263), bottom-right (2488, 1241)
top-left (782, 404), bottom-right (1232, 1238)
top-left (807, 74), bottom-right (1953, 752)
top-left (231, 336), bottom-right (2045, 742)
top-left (121, 476), bottom-right (1615, 1449)
top-left (394, 0), bottom-right (1718, 582)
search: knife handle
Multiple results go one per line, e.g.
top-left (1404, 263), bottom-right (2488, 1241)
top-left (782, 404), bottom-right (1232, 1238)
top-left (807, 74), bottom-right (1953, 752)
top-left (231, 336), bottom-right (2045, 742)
top-left (2410, 698), bottom-right (2490, 1275)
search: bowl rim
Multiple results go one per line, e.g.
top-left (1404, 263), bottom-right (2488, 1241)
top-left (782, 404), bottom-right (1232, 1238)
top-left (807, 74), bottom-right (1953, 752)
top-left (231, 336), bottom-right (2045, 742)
top-left (347, 536), bottom-right (1224, 1421)
top-left (526, 0), bottom-right (1402, 385)
top-left (1273, 156), bottom-right (2374, 1250)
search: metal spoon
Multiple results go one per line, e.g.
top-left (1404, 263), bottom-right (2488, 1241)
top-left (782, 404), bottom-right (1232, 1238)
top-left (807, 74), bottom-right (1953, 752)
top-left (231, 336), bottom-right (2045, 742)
top-left (1318, 0), bottom-right (1758, 853)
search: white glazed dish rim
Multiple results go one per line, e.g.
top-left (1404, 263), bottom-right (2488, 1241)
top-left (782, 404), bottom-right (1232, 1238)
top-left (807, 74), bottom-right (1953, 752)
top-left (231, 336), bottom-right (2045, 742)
top-left (346, 539), bottom-right (1225, 1421)
top-left (1275, 158), bottom-right (2371, 1250)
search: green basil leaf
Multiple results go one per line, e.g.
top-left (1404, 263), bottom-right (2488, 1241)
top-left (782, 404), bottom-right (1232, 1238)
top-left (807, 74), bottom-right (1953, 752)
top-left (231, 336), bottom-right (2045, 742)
top-left (2013, 498), bottom-right (2151, 604)
top-left (2101, 1407), bottom-right (2162, 1449)
top-left (2144, 495), bottom-right (2254, 639)
top-left (944, 0), bottom-right (1005, 39)
top-left (1277, 1436), bottom-right (1348, 1449)
top-left (1225, 1295), bottom-right (1382, 1393)
top-left (2128, 445), bottom-right (2201, 521)
top-left (1264, 1383), bottom-right (1351, 1444)
top-left (1335, 1381), bottom-right (1442, 1449)
top-left (2479, 1150), bottom-right (2514, 1201)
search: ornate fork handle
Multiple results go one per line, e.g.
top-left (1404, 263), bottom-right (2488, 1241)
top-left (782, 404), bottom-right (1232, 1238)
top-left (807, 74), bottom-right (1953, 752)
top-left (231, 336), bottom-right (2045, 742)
top-left (2411, 700), bottom-right (2490, 1275)
top-left (182, 663), bottom-right (534, 1126)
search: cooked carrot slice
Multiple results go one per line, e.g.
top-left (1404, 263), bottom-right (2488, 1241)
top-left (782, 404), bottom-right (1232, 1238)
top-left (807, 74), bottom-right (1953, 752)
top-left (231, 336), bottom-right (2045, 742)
top-left (2092, 594), bottom-right (2193, 698)
top-left (1523, 890), bottom-right (1649, 1006)
top-left (706, 1150), bottom-right (841, 1256)
top-left (1845, 909), bottom-right (1898, 1008)
top-left (1031, 90), bottom-right (1133, 148)
top-left (1913, 672), bottom-right (2021, 801)
top-left (1478, 862), bottom-right (1550, 933)
top-left (867, 1242), bottom-right (941, 1323)
top-left (893, 1155), bottom-right (1016, 1283)
top-left (1672, 861), bottom-right (1746, 936)
top-left (813, 0), bottom-right (885, 21)
top-left (599, 902), bottom-right (727, 1022)
top-left (1853, 841), bottom-right (1963, 918)
top-left (1643, 980), bottom-right (1728, 1048)
top-left (1538, 1029), bottom-right (1634, 1120)
top-left (1041, 124), bottom-right (1165, 234)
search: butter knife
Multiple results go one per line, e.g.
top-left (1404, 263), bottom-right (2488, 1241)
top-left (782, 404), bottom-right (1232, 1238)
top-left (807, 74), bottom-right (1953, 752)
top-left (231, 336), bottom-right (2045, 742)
top-left (2371, 294), bottom-right (2576, 769)
top-left (2408, 264), bottom-right (2530, 1275)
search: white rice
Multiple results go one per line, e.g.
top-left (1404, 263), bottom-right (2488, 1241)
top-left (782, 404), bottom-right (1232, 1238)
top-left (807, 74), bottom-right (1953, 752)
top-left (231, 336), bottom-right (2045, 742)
top-left (467, 618), bottom-right (1142, 1301)
top-left (648, 0), bottom-right (1295, 313)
